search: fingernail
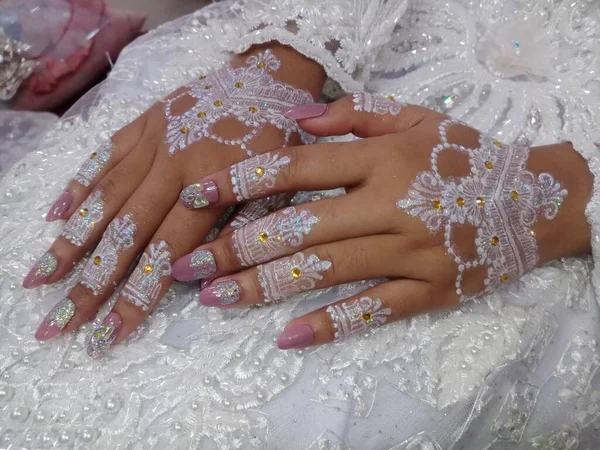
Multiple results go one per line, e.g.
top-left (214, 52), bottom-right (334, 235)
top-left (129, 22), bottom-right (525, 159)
top-left (199, 280), bottom-right (240, 306)
top-left (172, 249), bottom-right (216, 282)
top-left (87, 312), bottom-right (123, 359)
top-left (201, 278), bottom-right (215, 289)
top-left (35, 298), bottom-right (76, 341)
top-left (46, 191), bottom-right (73, 222)
top-left (277, 324), bottom-right (314, 349)
top-left (23, 251), bottom-right (58, 289)
top-left (179, 181), bottom-right (219, 209)
top-left (283, 103), bottom-right (327, 120)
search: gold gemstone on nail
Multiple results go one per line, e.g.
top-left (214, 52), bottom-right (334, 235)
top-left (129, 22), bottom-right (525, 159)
top-left (256, 62), bottom-right (264, 68)
top-left (181, 126), bottom-right (190, 134)
top-left (214, 100), bottom-right (223, 107)
top-left (258, 231), bottom-right (268, 242)
top-left (485, 161), bottom-right (493, 169)
top-left (93, 256), bottom-right (102, 265)
top-left (476, 196), bottom-right (485, 207)
top-left (491, 236), bottom-right (499, 246)
top-left (79, 208), bottom-right (89, 217)
top-left (197, 112), bottom-right (206, 118)
top-left (254, 166), bottom-right (265, 177)
top-left (90, 152), bottom-right (97, 159)
top-left (248, 106), bottom-right (258, 113)
top-left (290, 267), bottom-right (302, 279)
top-left (530, 230), bottom-right (537, 237)
top-left (511, 190), bottom-right (519, 201)
top-left (500, 273), bottom-right (509, 282)
top-left (493, 140), bottom-right (502, 147)
top-left (432, 199), bottom-right (442, 210)
top-left (199, 75), bottom-right (206, 80)
top-left (144, 264), bottom-right (154, 274)
top-left (456, 197), bottom-right (465, 207)
top-left (204, 84), bottom-right (212, 89)
top-left (235, 82), bottom-right (244, 88)
top-left (361, 312), bottom-right (374, 324)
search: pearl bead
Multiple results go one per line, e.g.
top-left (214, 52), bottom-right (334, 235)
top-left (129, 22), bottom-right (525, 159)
top-left (105, 396), bottom-right (121, 411)
top-left (11, 406), bottom-right (29, 422)
top-left (59, 431), bottom-right (70, 443)
top-left (172, 421), bottom-right (183, 432)
top-left (0, 385), bottom-right (14, 400)
top-left (223, 399), bottom-right (231, 407)
top-left (191, 400), bottom-right (199, 410)
top-left (81, 427), bottom-right (97, 442)
top-left (203, 376), bottom-right (211, 385)
top-left (34, 410), bottom-right (47, 422)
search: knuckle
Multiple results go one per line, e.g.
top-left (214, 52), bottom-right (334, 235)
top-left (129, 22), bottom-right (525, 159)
top-left (218, 236), bottom-right (243, 272)
top-left (245, 268), bottom-right (266, 303)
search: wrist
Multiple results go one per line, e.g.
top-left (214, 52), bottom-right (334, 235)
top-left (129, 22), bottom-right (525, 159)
top-left (232, 41), bottom-right (327, 100)
top-left (528, 142), bottom-right (593, 263)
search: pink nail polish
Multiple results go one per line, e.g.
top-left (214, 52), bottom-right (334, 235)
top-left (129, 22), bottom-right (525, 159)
top-left (172, 250), bottom-right (216, 282)
top-left (35, 298), bottom-right (76, 341)
top-left (199, 280), bottom-right (240, 306)
top-left (179, 181), bottom-right (219, 209)
top-left (87, 312), bottom-right (123, 359)
top-left (283, 103), bottom-right (327, 120)
top-left (23, 252), bottom-right (58, 289)
top-left (277, 324), bottom-right (314, 349)
top-left (46, 191), bottom-right (73, 222)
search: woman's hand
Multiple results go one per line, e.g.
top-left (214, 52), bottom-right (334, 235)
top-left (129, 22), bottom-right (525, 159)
top-left (170, 94), bottom-right (593, 348)
top-left (22, 43), bottom-right (326, 357)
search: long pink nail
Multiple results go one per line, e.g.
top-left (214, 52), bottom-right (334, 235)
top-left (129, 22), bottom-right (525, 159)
top-left (278, 324), bottom-right (314, 349)
top-left (199, 280), bottom-right (240, 306)
top-left (87, 312), bottom-right (123, 359)
top-left (46, 191), bottom-right (73, 222)
top-left (172, 250), bottom-right (216, 282)
top-left (23, 252), bottom-right (58, 289)
top-left (179, 181), bottom-right (219, 209)
top-left (200, 278), bottom-right (215, 289)
top-left (35, 298), bottom-right (76, 341)
top-left (283, 103), bottom-right (327, 120)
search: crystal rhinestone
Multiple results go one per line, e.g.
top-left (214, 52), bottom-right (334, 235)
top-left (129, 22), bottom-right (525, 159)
top-left (203, 84), bottom-right (212, 89)
top-left (500, 273), bottom-right (509, 282)
top-left (256, 62), bottom-right (265, 68)
top-left (493, 140), bottom-right (502, 148)
top-left (511, 190), bottom-right (519, 201)
top-left (361, 312), bottom-right (374, 324)
top-left (180, 126), bottom-right (190, 134)
top-left (93, 256), bottom-right (102, 265)
top-left (491, 236), bottom-right (499, 246)
top-left (432, 199), bottom-right (442, 210)
top-left (456, 197), bottom-right (465, 207)
top-left (484, 161), bottom-right (493, 169)
top-left (290, 268), bottom-right (302, 279)
top-left (249, 106), bottom-right (258, 113)
top-left (476, 196), bottom-right (485, 207)
top-left (144, 264), bottom-right (154, 274)
top-left (235, 82), bottom-right (244, 88)
top-left (530, 230), bottom-right (537, 237)
top-left (79, 208), bottom-right (89, 217)
top-left (214, 100), bottom-right (223, 107)
top-left (89, 152), bottom-right (97, 159)
top-left (197, 112), bottom-right (206, 118)
top-left (258, 232), bottom-right (268, 242)
top-left (254, 166), bottom-right (265, 177)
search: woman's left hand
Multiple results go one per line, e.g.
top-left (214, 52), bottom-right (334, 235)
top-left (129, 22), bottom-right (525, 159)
top-left (171, 95), bottom-right (593, 349)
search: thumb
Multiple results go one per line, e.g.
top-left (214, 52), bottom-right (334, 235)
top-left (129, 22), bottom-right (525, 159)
top-left (284, 94), bottom-right (443, 139)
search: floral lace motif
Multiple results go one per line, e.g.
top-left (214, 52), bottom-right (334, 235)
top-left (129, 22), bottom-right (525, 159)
top-left (164, 50), bottom-right (315, 156)
top-left (61, 190), bottom-right (105, 246)
top-left (231, 152), bottom-right (291, 201)
top-left (397, 119), bottom-right (567, 300)
top-left (326, 296), bottom-right (392, 341)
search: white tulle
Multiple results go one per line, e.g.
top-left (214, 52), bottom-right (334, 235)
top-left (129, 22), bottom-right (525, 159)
top-left (0, 0), bottom-right (600, 448)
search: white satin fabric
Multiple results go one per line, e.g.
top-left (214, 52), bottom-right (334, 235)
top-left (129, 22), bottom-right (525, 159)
top-left (0, 1), bottom-right (599, 448)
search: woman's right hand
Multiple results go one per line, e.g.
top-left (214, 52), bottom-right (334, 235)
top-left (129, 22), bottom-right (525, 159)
top-left (23, 43), bottom-right (326, 358)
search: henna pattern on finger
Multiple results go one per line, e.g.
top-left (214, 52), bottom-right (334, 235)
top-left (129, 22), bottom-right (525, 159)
top-left (352, 93), bottom-right (404, 115)
top-left (230, 194), bottom-right (287, 230)
top-left (257, 253), bottom-right (331, 304)
top-left (73, 141), bottom-right (115, 187)
top-left (81, 214), bottom-right (137, 296)
top-left (326, 296), bottom-right (392, 341)
top-left (61, 190), bottom-right (105, 246)
top-left (122, 240), bottom-right (172, 311)
top-left (396, 119), bottom-right (568, 301)
top-left (232, 207), bottom-right (319, 267)
top-left (230, 152), bottom-right (291, 202)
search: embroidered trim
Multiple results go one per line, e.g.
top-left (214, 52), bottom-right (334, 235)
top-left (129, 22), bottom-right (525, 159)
top-left (231, 152), bottom-right (291, 202)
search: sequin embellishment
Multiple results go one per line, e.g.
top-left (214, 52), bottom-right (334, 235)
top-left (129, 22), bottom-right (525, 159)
top-left (81, 214), bottom-right (137, 295)
top-left (61, 190), bottom-right (105, 246)
top-left (326, 297), bottom-right (392, 341)
top-left (122, 240), bottom-right (172, 311)
top-left (34, 252), bottom-right (58, 277)
top-left (397, 119), bottom-right (568, 301)
top-left (233, 207), bottom-right (319, 267)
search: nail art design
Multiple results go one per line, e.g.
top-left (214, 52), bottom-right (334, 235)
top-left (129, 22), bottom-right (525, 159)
top-left (46, 191), bottom-right (73, 222)
top-left (200, 280), bottom-right (241, 306)
top-left (163, 50), bottom-right (315, 157)
top-left (87, 312), bottom-right (122, 359)
top-left (81, 214), bottom-right (137, 295)
top-left (230, 152), bottom-right (290, 202)
top-left (23, 251), bottom-right (58, 289)
top-left (190, 250), bottom-right (217, 278)
top-left (61, 190), bottom-right (105, 246)
top-left (326, 296), bottom-right (392, 341)
top-left (179, 181), bottom-right (219, 209)
top-left (35, 298), bottom-right (76, 341)
top-left (230, 195), bottom-right (287, 230)
top-left (353, 93), bottom-right (403, 116)
top-left (122, 240), bottom-right (172, 311)
top-left (73, 141), bottom-right (115, 187)
top-left (233, 207), bottom-right (319, 267)
top-left (283, 103), bottom-right (328, 120)
top-left (257, 253), bottom-right (331, 304)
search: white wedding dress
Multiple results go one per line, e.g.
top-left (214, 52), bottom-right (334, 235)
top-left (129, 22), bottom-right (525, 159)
top-left (1, 0), bottom-right (600, 448)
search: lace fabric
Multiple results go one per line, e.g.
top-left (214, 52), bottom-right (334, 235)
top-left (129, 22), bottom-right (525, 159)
top-left (0, 0), bottom-right (599, 448)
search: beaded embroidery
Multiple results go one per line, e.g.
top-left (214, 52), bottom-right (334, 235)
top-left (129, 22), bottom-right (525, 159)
top-left (122, 240), bottom-right (172, 311)
top-left (81, 214), bottom-right (137, 295)
top-left (327, 296), bottom-right (392, 341)
top-left (397, 119), bottom-right (568, 301)
top-left (163, 50), bottom-right (315, 156)
top-left (232, 207), bottom-right (319, 267)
